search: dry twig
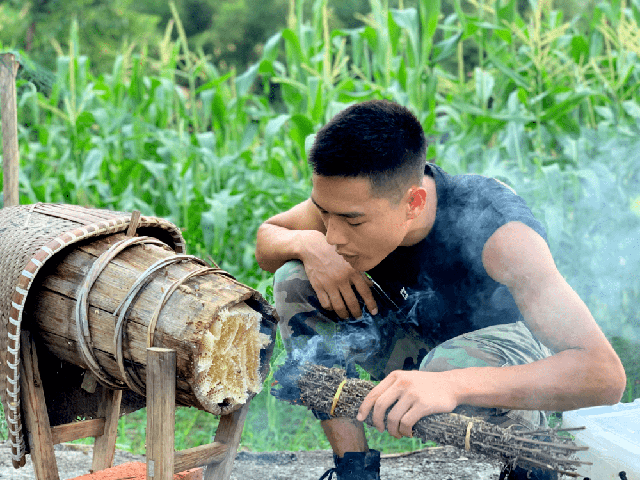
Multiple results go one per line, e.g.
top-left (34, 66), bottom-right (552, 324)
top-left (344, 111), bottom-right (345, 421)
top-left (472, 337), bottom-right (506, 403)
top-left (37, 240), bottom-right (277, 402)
top-left (294, 365), bottom-right (591, 477)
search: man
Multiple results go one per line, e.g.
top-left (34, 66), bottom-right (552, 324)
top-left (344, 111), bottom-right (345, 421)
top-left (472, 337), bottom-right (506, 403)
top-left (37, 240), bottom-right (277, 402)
top-left (255, 100), bottom-right (625, 480)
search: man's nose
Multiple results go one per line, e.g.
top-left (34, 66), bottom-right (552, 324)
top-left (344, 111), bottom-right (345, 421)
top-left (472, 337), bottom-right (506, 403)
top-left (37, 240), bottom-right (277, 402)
top-left (325, 217), bottom-right (347, 246)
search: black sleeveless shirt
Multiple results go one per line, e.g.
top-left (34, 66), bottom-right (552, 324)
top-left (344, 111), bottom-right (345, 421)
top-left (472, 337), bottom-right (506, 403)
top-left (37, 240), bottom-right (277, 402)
top-left (367, 163), bottom-right (548, 345)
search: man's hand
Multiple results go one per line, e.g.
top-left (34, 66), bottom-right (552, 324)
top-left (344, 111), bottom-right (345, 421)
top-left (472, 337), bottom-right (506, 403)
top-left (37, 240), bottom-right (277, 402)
top-left (302, 231), bottom-right (378, 319)
top-left (356, 371), bottom-right (460, 438)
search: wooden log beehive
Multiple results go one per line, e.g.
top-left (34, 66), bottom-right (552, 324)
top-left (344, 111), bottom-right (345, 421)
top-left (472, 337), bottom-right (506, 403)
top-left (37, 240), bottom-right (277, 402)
top-left (0, 204), bottom-right (278, 468)
top-left (28, 231), bottom-right (273, 409)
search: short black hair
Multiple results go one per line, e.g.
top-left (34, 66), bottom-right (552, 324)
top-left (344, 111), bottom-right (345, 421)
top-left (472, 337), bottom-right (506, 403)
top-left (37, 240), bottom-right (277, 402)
top-left (308, 100), bottom-right (427, 202)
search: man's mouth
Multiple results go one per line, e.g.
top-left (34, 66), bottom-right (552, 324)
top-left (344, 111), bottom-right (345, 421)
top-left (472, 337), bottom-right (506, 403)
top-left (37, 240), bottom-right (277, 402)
top-left (338, 252), bottom-right (358, 261)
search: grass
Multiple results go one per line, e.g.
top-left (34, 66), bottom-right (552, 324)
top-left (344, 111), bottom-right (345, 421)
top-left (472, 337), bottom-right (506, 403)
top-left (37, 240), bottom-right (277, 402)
top-left (1, 0), bottom-right (639, 454)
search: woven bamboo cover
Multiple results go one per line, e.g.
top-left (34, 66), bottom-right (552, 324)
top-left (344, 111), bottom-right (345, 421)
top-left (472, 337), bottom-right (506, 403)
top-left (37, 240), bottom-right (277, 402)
top-left (0, 203), bottom-right (186, 467)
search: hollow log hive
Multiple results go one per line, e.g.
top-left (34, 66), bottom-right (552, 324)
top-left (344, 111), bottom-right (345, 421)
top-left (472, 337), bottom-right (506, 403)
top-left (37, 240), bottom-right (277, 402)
top-left (0, 204), bottom-right (278, 468)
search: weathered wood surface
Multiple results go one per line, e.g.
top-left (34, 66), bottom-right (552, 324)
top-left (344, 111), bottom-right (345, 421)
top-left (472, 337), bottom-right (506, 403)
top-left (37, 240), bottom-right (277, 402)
top-left (146, 348), bottom-right (176, 480)
top-left (174, 442), bottom-right (228, 473)
top-left (20, 332), bottom-right (60, 478)
top-left (50, 418), bottom-right (104, 445)
top-left (204, 401), bottom-right (251, 480)
top-left (91, 387), bottom-right (122, 472)
top-left (0, 53), bottom-right (20, 207)
top-left (26, 232), bottom-right (260, 412)
top-left (36, 329), bottom-right (198, 408)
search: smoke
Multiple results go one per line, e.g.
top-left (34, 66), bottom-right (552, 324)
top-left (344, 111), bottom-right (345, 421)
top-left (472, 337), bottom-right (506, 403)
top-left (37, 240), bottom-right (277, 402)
top-left (290, 314), bottom-right (382, 368)
top-left (515, 130), bottom-right (640, 345)
top-left (271, 313), bottom-right (382, 402)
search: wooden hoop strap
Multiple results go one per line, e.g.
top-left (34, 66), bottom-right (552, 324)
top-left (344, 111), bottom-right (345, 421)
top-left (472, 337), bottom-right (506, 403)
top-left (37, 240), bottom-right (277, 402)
top-left (113, 254), bottom-right (209, 395)
top-left (75, 236), bottom-right (167, 390)
top-left (146, 266), bottom-right (215, 349)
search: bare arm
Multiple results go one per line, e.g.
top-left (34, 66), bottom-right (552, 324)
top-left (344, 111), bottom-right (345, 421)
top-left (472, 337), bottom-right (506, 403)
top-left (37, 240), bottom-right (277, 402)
top-left (255, 200), bottom-right (377, 318)
top-left (358, 221), bottom-right (626, 437)
top-left (255, 199), bottom-right (327, 273)
top-left (455, 221), bottom-right (626, 409)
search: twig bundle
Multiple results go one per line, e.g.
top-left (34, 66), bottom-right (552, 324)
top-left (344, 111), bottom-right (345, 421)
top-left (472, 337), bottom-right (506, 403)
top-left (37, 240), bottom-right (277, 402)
top-left (297, 365), bottom-right (590, 477)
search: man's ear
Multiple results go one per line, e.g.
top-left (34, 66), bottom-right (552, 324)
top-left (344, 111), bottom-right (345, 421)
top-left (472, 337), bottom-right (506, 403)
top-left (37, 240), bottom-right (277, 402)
top-left (406, 186), bottom-right (427, 219)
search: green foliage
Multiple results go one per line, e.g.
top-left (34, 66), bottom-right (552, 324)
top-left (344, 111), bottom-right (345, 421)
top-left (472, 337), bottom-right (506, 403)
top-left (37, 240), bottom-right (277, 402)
top-left (2, 0), bottom-right (639, 452)
top-left (0, 403), bottom-right (6, 442)
top-left (0, 0), bottom-right (162, 73)
top-left (0, 0), bottom-right (607, 76)
top-left (129, 0), bottom-right (290, 72)
top-left (610, 336), bottom-right (640, 403)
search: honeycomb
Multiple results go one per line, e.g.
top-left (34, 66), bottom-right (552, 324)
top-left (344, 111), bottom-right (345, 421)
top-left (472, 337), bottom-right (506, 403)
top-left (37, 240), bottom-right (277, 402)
top-left (193, 302), bottom-right (271, 407)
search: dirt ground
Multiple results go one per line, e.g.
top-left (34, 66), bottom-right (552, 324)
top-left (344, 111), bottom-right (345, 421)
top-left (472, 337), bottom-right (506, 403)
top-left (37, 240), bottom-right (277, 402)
top-left (0, 441), bottom-right (503, 480)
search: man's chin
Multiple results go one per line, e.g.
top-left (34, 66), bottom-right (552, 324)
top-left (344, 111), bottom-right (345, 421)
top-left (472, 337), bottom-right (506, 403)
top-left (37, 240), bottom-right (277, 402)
top-left (349, 256), bottom-right (381, 272)
top-left (342, 255), bottom-right (363, 270)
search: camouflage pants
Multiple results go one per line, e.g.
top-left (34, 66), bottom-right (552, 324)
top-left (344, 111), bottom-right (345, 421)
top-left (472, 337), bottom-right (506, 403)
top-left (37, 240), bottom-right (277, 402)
top-left (274, 260), bottom-right (555, 429)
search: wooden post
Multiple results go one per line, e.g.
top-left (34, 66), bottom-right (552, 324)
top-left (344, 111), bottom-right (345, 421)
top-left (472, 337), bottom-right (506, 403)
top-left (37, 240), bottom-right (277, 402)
top-left (146, 348), bottom-right (176, 480)
top-left (19, 331), bottom-right (60, 480)
top-left (91, 387), bottom-right (123, 472)
top-left (0, 53), bottom-right (20, 207)
top-left (204, 401), bottom-right (251, 480)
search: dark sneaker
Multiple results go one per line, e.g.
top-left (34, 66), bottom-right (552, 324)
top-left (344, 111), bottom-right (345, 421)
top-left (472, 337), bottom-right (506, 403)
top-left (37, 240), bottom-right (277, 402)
top-left (499, 464), bottom-right (559, 480)
top-left (319, 449), bottom-right (381, 480)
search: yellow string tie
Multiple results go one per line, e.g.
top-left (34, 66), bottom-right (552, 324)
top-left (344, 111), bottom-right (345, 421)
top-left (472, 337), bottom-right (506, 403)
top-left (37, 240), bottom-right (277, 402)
top-left (465, 422), bottom-right (474, 451)
top-left (330, 379), bottom-right (348, 416)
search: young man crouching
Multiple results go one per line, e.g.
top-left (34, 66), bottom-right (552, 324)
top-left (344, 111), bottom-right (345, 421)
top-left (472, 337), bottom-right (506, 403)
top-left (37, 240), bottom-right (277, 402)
top-left (255, 100), bottom-right (625, 480)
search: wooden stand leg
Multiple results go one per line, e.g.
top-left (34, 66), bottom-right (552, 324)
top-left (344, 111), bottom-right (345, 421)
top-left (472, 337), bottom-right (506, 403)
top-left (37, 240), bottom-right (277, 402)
top-left (204, 400), bottom-right (251, 480)
top-left (91, 387), bottom-right (122, 472)
top-left (19, 331), bottom-right (60, 480)
top-left (1, 52), bottom-right (21, 207)
top-left (147, 348), bottom-right (176, 480)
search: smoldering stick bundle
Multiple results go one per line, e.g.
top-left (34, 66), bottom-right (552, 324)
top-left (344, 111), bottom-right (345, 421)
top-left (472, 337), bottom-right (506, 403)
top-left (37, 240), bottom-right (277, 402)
top-left (273, 364), bottom-right (591, 477)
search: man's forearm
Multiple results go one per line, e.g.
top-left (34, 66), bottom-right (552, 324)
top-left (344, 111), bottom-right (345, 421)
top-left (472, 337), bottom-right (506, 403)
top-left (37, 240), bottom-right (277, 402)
top-left (447, 348), bottom-right (625, 412)
top-left (255, 223), bottom-right (320, 273)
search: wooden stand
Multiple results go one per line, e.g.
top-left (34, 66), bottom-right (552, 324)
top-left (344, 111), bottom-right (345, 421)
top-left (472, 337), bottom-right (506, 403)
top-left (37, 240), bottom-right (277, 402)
top-left (19, 332), bottom-right (249, 480)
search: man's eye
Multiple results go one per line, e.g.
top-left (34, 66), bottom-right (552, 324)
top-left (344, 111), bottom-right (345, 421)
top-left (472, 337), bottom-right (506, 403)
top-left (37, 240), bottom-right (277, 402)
top-left (348, 222), bottom-right (363, 227)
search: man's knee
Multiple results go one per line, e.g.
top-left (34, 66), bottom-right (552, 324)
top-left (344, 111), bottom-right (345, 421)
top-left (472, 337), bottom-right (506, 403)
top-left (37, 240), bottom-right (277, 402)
top-left (419, 322), bottom-right (552, 373)
top-left (274, 259), bottom-right (307, 285)
top-left (273, 260), bottom-right (340, 354)
top-left (418, 323), bottom-right (553, 429)
top-left (420, 337), bottom-right (504, 372)
top-left (274, 260), bottom-right (309, 298)
top-left (273, 260), bottom-right (316, 318)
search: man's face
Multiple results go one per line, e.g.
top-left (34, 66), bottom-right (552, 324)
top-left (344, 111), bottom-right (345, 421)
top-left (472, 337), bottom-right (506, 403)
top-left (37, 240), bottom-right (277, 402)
top-left (311, 174), bottom-right (411, 271)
